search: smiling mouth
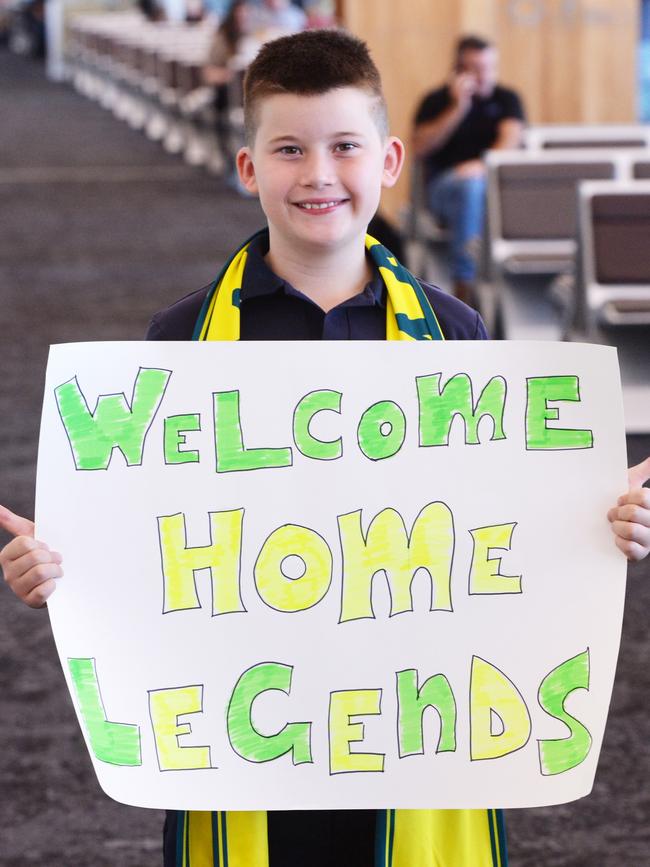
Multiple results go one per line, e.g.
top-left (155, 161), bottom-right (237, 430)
top-left (294, 199), bottom-right (348, 211)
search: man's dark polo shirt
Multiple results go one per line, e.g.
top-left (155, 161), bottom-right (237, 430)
top-left (414, 84), bottom-right (525, 181)
top-left (149, 232), bottom-right (487, 867)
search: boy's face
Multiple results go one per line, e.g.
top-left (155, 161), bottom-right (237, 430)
top-left (237, 87), bottom-right (404, 258)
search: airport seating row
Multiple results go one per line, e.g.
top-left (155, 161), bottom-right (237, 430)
top-left (576, 180), bottom-right (650, 328)
top-left (65, 12), bottom-right (241, 172)
top-left (523, 124), bottom-right (650, 150)
top-left (485, 148), bottom-right (650, 335)
top-left (406, 127), bottom-right (650, 335)
top-left (485, 148), bottom-right (650, 278)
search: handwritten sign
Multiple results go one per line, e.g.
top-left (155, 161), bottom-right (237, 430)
top-left (35, 341), bottom-right (627, 810)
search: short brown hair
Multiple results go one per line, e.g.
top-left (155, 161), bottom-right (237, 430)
top-left (455, 34), bottom-right (493, 63)
top-left (243, 29), bottom-right (388, 143)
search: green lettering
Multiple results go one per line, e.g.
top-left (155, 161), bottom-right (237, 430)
top-left (164, 413), bottom-right (200, 464)
top-left (538, 649), bottom-right (592, 775)
top-left (526, 376), bottom-right (593, 450)
top-left (293, 390), bottom-right (343, 460)
top-left (213, 390), bottom-right (292, 472)
top-left (55, 368), bottom-right (170, 469)
top-left (417, 373), bottom-right (506, 446)
top-left (227, 663), bottom-right (312, 764)
top-left (357, 400), bottom-right (406, 461)
top-left (397, 669), bottom-right (456, 756)
top-left (68, 658), bottom-right (141, 766)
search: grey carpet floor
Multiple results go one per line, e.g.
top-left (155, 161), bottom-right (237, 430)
top-left (1, 49), bottom-right (649, 867)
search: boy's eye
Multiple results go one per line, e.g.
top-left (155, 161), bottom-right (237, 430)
top-left (278, 145), bottom-right (301, 155)
top-left (335, 142), bottom-right (359, 153)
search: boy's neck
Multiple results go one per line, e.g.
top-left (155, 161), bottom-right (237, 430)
top-left (264, 233), bottom-right (373, 314)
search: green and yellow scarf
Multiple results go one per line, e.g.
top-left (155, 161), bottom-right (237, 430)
top-left (179, 230), bottom-right (507, 867)
top-left (192, 229), bottom-right (445, 342)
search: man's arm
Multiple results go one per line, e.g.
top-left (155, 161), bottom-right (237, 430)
top-left (449, 116), bottom-right (525, 178)
top-left (411, 74), bottom-right (474, 158)
top-left (492, 116), bottom-right (524, 150)
top-left (412, 103), bottom-right (467, 158)
top-left (491, 87), bottom-right (526, 151)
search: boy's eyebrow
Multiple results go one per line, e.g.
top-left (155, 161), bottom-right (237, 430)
top-left (267, 131), bottom-right (367, 144)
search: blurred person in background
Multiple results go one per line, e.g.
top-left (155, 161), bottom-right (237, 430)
top-left (185, 0), bottom-right (205, 23)
top-left (202, 0), bottom-right (255, 181)
top-left (202, 0), bottom-right (232, 15)
top-left (202, 0), bottom-right (254, 84)
top-left (0, 0), bottom-right (10, 45)
top-left (138, 0), bottom-right (166, 22)
top-left (202, 0), bottom-right (306, 186)
top-left (412, 35), bottom-right (525, 306)
top-left (256, 0), bottom-right (306, 35)
top-left (7, 0), bottom-right (46, 57)
top-left (303, 0), bottom-right (336, 28)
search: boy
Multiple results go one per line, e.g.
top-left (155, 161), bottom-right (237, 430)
top-left (2, 28), bottom-right (650, 867)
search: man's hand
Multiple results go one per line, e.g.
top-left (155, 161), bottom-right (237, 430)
top-left (448, 70), bottom-right (476, 112)
top-left (608, 458), bottom-right (650, 562)
top-left (412, 77), bottom-right (474, 159)
top-left (453, 159), bottom-right (485, 179)
top-left (0, 505), bottom-right (63, 608)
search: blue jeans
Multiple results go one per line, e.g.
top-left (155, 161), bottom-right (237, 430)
top-left (427, 169), bottom-right (485, 281)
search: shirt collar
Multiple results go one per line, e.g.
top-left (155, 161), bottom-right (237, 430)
top-left (240, 230), bottom-right (386, 309)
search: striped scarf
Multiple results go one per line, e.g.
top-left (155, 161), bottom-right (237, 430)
top-left (178, 229), bottom-right (507, 867)
top-left (192, 229), bottom-right (445, 342)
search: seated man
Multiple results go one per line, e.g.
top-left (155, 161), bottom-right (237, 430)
top-left (412, 35), bottom-right (525, 304)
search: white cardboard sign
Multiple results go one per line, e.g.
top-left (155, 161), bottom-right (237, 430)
top-left (35, 340), bottom-right (627, 810)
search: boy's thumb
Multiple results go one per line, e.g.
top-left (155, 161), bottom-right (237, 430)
top-left (628, 456), bottom-right (650, 490)
top-left (0, 505), bottom-right (35, 538)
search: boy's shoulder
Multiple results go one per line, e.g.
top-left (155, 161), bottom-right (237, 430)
top-left (418, 281), bottom-right (488, 340)
top-left (146, 285), bottom-right (211, 340)
top-left (145, 280), bottom-right (488, 341)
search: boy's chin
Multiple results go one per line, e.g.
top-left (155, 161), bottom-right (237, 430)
top-left (278, 221), bottom-right (369, 252)
top-left (290, 230), bottom-right (365, 253)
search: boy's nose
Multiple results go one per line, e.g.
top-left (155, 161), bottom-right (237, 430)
top-left (300, 153), bottom-right (335, 189)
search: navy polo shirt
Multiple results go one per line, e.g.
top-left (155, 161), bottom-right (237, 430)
top-left (147, 231), bottom-right (488, 342)
top-left (151, 230), bottom-right (487, 867)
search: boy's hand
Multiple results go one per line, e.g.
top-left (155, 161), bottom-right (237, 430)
top-left (0, 506), bottom-right (63, 608)
top-left (608, 458), bottom-right (650, 562)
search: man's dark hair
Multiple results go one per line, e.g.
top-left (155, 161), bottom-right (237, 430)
top-left (243, 29), bottom-right (388, 142)
top-left (455, 34), bottom-right (493, 62)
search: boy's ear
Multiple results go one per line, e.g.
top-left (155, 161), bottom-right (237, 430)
top-left (236, 147), bottom-right (259, 195)
top-left (381, 136), bottom-right (406, 189)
